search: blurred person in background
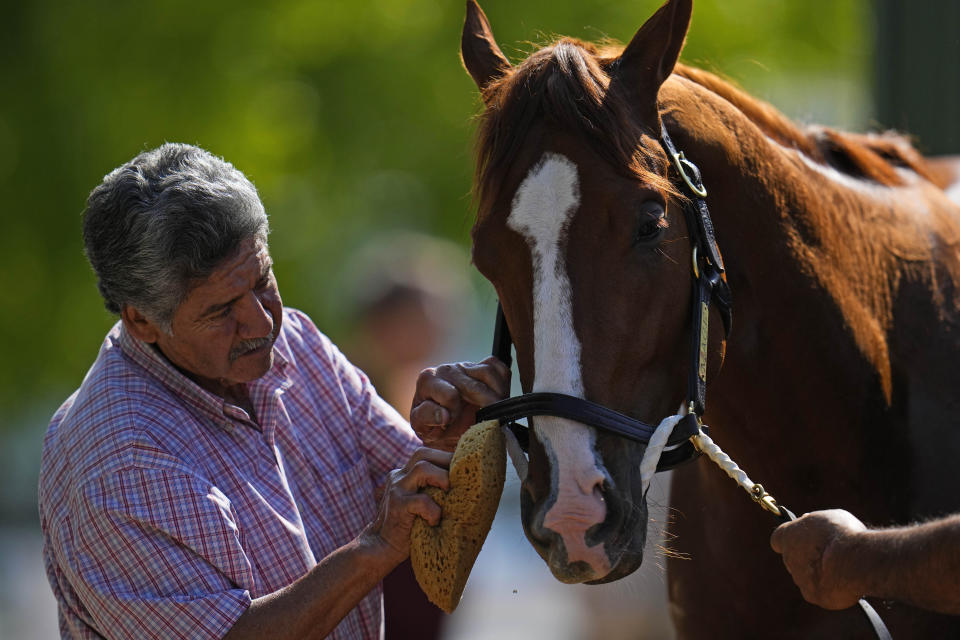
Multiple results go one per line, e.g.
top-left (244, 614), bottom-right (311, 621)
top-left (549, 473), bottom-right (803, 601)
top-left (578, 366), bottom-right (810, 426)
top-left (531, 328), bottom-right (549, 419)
top-left (338, 233), bottom-right (476, 639)
top-left (38, 143), bottom-right (508, 639)
top-left (339, 232), bottom-right (475, 418)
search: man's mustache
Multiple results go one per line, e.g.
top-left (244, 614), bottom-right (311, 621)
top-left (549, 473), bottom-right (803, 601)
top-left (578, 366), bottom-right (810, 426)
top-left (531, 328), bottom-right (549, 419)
top-left (229, 331), bottom-right (276, 362)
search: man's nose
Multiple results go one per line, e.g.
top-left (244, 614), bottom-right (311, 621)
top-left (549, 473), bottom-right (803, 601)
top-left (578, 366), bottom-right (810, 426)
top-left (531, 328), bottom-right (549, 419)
top-left (237, 291), bottom-right (274, 339)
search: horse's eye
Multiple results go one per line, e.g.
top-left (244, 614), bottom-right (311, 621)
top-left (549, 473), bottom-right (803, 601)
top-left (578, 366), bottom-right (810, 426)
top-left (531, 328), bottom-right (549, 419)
top-left (635, 201), bottom-right (666, 245)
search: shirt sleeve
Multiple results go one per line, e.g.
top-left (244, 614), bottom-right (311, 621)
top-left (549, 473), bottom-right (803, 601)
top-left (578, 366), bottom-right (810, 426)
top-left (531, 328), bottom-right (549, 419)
top-left (65, 465), bottom-right (254, 640)
top-left (329, 339), bottom-right (422, 487)
top-left (285, 308), bottom-right (422, 486)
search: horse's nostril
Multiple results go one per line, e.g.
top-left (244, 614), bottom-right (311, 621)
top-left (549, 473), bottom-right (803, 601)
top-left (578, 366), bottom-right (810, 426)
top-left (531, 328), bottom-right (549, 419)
top-left (577, 468), bottom-right (608, 497)
top-left (527, 514), bottom-right (556, 547)
top-left (593, 474), bottom-right (614, 502)
top-left (593, 480), bottom-right (606, 502)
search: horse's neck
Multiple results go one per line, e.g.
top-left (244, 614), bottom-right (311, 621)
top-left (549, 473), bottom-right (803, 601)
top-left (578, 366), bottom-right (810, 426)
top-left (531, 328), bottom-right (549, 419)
top-left (661, 78), bottom-right (960, 508)
top-left (666, 78), bottom-right (960, 394)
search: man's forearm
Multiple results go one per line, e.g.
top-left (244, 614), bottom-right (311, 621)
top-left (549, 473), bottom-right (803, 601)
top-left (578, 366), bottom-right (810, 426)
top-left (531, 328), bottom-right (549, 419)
top-left (223, 535), bottom-right (400, 640)
top-left (834, 514), bottom-right (960, 615)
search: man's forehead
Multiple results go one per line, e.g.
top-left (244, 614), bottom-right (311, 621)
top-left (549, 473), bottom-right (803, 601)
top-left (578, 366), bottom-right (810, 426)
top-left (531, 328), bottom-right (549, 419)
top-left (184, 238), bottom-right (272, 305)
top-left (217, 237), bottom-right (271, 276)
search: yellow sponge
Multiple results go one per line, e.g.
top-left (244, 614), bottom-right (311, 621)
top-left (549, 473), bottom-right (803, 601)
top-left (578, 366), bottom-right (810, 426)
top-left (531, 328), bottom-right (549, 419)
top-left (410, 420), bottom-right (506, 613)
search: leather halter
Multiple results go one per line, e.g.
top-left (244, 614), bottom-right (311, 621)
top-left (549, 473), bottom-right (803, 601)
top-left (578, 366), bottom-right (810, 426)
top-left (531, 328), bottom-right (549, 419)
top-left (476, 122), bottom-right (732, 472)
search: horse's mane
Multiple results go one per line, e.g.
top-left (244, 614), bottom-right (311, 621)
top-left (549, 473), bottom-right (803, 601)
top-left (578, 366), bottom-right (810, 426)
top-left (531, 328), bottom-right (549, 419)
top-left (672, 64), bottom-right (933, 185)
top-left (474, 38), bottom-right (932, 210)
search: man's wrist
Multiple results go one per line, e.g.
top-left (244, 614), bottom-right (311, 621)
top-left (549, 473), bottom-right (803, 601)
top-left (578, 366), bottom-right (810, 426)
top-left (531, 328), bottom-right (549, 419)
top-left (354, 530), bottom-right (406, 574)
top-left (825, 527), bottom-right (877, 601)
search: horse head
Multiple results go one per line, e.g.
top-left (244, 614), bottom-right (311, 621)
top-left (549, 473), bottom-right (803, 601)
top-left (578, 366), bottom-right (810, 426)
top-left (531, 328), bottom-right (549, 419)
top-left (462, 0), bottom-right (727, 584)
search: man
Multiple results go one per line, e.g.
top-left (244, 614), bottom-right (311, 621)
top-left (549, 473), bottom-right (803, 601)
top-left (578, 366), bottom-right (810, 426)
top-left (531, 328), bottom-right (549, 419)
top-left (38, 143), bottom-right (508, 639)
top-left (771, 509), bottom-right (960, 615)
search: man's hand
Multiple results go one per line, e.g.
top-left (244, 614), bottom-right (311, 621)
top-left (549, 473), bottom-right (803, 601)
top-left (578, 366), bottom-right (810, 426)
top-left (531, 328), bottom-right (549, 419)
top-left (410, 356), bottom-right (510, 451)
top-left (770, 509), bottom-right (868, 610)
top-left (228, 447), bottom-right (453, 640)
top-left (362, 447), bottom-right (453, 565)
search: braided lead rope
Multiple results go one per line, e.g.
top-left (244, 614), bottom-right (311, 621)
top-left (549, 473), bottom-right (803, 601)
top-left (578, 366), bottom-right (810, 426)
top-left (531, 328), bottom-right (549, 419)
top-left (690, 427), bottom-right (783, 516)
top-left (638, 413), bottom-right (684, 496)
top-left (690, 427), bottom-right (894, 640)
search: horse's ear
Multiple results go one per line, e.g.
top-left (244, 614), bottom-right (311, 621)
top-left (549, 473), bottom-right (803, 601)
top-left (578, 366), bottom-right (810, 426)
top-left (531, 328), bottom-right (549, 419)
top-left (461, 0), bottom-right (511, 92)
top-left (610, 0), bottom-right (692, 122)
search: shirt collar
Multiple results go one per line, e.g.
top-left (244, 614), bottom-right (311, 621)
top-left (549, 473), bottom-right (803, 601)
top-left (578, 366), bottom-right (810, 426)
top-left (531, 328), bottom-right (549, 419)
top-left (115, 322), bottom-right (291, 431)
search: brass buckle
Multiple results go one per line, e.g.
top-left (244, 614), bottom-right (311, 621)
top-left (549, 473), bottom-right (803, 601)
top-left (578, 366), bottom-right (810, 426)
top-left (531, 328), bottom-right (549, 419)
top-left (672, 151), bottom-right (708, 198)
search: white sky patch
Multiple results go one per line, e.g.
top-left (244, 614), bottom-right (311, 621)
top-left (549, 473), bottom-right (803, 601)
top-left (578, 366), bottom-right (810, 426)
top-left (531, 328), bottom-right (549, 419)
top-left (772, 135), bottom-right (937, 219)
top-left (946, 179), bottom-right (960, 207)
top-left (787, 141), bottom-right (900, 197)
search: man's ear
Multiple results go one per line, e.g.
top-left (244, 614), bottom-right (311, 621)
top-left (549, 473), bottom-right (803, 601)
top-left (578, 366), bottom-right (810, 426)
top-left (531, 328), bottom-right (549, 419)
top-left (121, 305), bottom-right (163, 344)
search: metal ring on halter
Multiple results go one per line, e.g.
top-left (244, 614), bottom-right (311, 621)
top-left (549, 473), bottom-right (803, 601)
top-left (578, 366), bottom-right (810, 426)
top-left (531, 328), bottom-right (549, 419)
top-left (671, 151), bottom-right (708, 198)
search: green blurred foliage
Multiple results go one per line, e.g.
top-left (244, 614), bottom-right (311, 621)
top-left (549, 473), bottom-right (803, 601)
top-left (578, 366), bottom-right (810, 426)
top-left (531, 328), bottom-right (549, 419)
top-left (0, 0), bottom-right (868, 433)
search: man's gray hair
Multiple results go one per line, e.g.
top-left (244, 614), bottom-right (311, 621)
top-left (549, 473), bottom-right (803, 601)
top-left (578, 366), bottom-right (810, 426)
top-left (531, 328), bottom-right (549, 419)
top-left (83, 143), bottom-right (269, 331)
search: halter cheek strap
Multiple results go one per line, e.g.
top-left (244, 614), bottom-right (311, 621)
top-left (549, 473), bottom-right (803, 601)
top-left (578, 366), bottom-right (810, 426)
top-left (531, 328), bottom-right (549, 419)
top-left (659, 123), bottom-right (732, 416)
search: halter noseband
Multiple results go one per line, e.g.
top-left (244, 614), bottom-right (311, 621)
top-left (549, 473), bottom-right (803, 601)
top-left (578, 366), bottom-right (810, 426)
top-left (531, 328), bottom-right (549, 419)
top-left (476, 122), bottom-right (732, 473)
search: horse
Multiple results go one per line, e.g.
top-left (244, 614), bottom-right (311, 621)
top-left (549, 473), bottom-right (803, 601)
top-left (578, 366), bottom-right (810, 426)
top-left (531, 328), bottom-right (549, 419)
top-left (459, 0), bottom-right (960, 636)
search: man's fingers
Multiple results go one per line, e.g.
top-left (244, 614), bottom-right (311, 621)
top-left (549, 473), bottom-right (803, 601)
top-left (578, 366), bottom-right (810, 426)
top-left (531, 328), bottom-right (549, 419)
top-left (410, 460), bottom-right (450, 492)
top-left (391, 449), bottom-right (452, 491)
top-left (770, 522), bottom-right (787, 553)
top-left (406, 447), bottom-right (453, 470)
top-left (411, 359), bottom-right (510, 435)
top-left (434, 363), bottom-right (504, 407)
top-left (481, 354), bottom-right (512, 376)
top-left (406, 493), bottom-right (442, 527)
top-left (410, 400), bottom-right (451, 429)
top-left (414, 369), bottom-right (462, 413)
top-left (411, 358), bottom-right (511, 451)
top-left (461, 358), bottom-right (511, 399)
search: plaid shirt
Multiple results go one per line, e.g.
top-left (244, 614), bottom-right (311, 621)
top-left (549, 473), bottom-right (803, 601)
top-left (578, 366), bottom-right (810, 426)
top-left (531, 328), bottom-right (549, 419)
top-left (39, 308), bottom-right (421, 639)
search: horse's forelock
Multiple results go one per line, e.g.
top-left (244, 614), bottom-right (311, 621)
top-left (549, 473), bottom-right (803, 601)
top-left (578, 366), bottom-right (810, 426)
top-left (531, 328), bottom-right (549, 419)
top-left (473, 38), bottom-right (676, 216)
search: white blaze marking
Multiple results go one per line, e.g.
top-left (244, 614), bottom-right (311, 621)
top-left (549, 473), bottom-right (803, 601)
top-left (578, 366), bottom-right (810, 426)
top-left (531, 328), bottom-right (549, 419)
top-left (509, 153), bottom-right (584, 398)
top-left (509, 153), bottom-right (609, 575)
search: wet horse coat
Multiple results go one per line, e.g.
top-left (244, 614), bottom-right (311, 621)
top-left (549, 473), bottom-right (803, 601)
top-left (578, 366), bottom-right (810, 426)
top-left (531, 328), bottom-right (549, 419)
top-left (461, 0), bottom-right (960, 636)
